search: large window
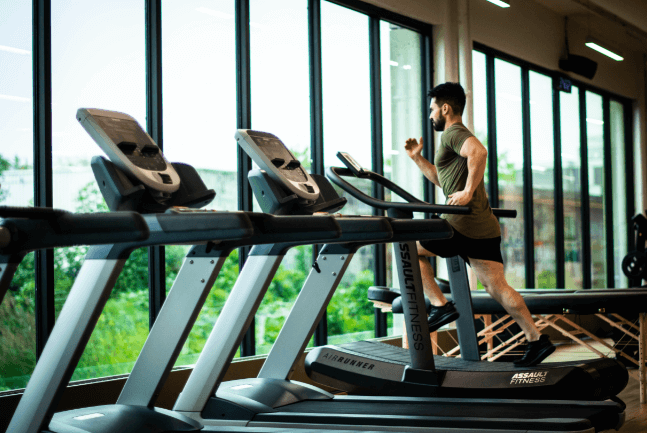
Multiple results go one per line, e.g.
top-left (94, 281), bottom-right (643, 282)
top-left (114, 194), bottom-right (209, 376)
top-left (610, 100), bottom-right (628, 288)
top-left (322, 2), bottom-right (374, 344)
top-left (381, 21), bottom-right (424, 335)
top-left (474, 45), bottom-right (633, 291)
top-left (51, 0), bottom-right (148, 381)
top-left (472, 50), bottom-right (489, 192)
top-left (0, 1), bottom-right (35, 391)
top-left (586, 91), bottom-right (606, 288)
top-left (250, 0), bottom-right (313, 355)
top-left (560, 86), bottom-right (583, 289)
top-left (5, 0), bottom-right (432, 396)
top-left (162, 0), bottom-right (239, 366)
top-left (529, 71), bottom-right (556, 288)
top-left (494, 59), bottom-right (525, 288)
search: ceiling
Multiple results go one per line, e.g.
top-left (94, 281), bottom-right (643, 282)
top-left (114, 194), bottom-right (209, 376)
top-left (532, 0), bottom-right (647, 51)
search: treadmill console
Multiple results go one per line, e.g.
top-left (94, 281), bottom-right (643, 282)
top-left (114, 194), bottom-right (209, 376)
top-left (77, 108), bottom-right (180, 194)
top-left (235, 130), bottom-right (319, 202)
top-left (337, 151), bottom-right (367, 177)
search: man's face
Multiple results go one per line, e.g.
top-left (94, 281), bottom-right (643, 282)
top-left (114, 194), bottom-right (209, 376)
top-left (429, 98), bottom-right (446, 132)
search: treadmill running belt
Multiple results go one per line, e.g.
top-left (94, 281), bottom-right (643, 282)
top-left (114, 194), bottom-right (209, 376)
top-left (338, 341), bottom-right (604, 371)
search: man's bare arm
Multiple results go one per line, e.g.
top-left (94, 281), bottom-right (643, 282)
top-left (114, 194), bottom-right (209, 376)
top-left (447, 136), bottom-right (487, 206)
top-left (405, 137), bottom-right (441, 187)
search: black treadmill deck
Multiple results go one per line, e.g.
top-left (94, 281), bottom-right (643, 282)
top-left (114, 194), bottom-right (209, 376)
top-left (305, 340), bottom-right (628, 400)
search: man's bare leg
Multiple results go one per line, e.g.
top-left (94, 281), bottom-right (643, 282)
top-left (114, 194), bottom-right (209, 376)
top-left (469, 258), bottom-right (541, 342)
top-left (416, 241), bottom-right (448, 307)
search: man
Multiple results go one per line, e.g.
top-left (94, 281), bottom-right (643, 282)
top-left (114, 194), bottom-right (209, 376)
top-left (405, 82), bottom-right (554, 367)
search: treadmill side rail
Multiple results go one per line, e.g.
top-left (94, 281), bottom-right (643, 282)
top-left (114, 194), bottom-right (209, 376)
top-left (118, 254), bottom-right (230, 406)
top-left (174, 254), bottom-right (285, 413)
top-left (259, 247), bottom-right (355, 380)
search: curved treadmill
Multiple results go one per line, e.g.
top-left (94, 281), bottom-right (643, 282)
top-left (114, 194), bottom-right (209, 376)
top-left (174, 131), bottom-right (625, 433)
top-left (304, 157), bottom-right (627, 401)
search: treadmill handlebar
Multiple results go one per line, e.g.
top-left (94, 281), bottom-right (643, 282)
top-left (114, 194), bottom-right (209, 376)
top-left (326, 167), bottom-right (517, 219)
top-left (0, 205), bottom-right (69, 219)
top-left (0, 208), bottom-right (149, 254)
top-left (327, 167), bottom-right (469, 215)
top-left (245, 213), bottom-right (342, 243)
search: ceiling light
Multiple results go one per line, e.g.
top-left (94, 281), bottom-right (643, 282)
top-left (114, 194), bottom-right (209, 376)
top-left (585, 37), bottom-right (623, 61)
top-left (485, 0), bottom-right (510, 8)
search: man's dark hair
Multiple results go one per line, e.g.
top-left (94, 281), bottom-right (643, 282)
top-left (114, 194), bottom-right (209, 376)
top-left (428, 82), bottom-right (466, 116)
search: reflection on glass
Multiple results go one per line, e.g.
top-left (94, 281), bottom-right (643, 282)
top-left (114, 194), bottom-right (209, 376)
top-left (560, 86), bottom-right (583, 289)
top-left (610, 100), bottom-right (627, 288)
top-left (162, 0), bottom-right (239, 363)
top-left (495, 59), bottom-right (524, 288)
top-left (250, 0), bottom-right (311, 354)
top-left (586, 91), bottom-right (606, 288)
top-left (380, 21), bottom-right (423, 308)
top-left (322, 2), bottom-right (374, 343)
top-left (0, 0), bottom-right (35, 391)
top-left (529, 72), bottom-right (556, 288)
top-left (52, 0), bottom-right (149, 381)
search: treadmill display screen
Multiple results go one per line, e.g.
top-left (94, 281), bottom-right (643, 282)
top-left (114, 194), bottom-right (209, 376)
top-left (93, 115), bottom-right (167, 171)
top-left (338, 152), bottom-right (365, 175)
top-left (248, 135), bottom-right (308, 184)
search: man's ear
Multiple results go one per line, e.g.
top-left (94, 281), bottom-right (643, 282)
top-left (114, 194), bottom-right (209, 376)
top-left (442, 103), bottom-right (450, 115)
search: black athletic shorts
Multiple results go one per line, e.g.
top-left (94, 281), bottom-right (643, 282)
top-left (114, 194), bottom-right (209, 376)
top-left (419, 228), bottom-right (503, 265)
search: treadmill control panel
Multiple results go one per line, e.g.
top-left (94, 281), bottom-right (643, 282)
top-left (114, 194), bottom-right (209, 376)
top-left (77, 108), bottom-right (180, 194)
top-left (337, 151), bottom-right (367, 177)
top-left (236, 129), bottom-right (319, 201)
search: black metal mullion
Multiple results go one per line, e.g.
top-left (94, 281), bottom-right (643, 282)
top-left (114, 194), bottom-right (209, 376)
top-left (145, 0), bottom-right (165, 328)
top-left (309, 0), bottom-right (324, 177)
top-left (33, 0), bottom-right (54, 358)
top-left (308, 0), bottom-right (328, 346)
top-left (603, 98), bottom-right (614, 287)
top-left (553, 79), bottom-right (565, 289)
top-left (236, 0), bottom-right (254, 357)
top-left (369, 16), bottom-right (387, 338)
top-left (485, 54), bottom-right (498, 207)
top-left (521, 68), bottom-right (534, 288)
top-left (579, 89), bottom-right (591, 289)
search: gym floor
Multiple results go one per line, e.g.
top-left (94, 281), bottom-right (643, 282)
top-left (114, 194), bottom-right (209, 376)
top-left (546, 342), bottom-right (646, 432)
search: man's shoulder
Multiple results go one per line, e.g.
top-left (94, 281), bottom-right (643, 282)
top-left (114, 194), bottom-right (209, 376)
top-left (441, 124), bottom-right (474, 151)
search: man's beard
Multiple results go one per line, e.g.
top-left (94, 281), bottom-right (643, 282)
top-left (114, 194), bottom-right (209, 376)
top-left (432, 117), bottom-right (446, 131)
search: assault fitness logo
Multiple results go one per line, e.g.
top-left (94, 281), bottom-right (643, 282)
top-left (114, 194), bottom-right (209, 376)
top-left (510, 371), bottom-right (548, 385)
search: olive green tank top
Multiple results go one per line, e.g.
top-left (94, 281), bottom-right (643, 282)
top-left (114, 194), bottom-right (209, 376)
top-left (435, 123), bottom-right (500, 239)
